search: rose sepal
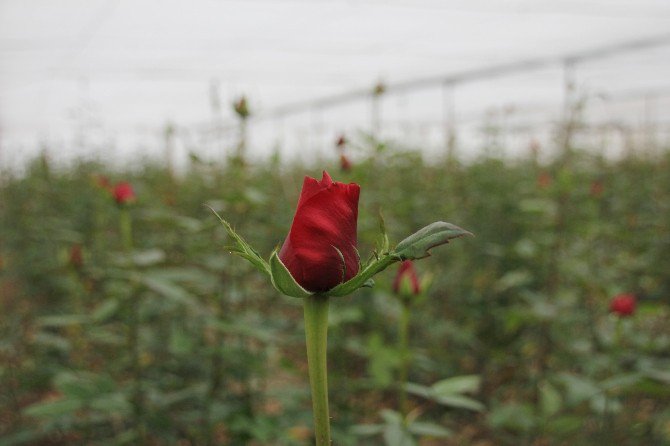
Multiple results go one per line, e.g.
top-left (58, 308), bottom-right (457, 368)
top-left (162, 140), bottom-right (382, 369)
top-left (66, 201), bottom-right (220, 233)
top-left (326, 254), bottom-right (399, 297)
top-left (209, 208), bottom-right (271, 277)
top-left (269, 250), bottom-right (314, 298)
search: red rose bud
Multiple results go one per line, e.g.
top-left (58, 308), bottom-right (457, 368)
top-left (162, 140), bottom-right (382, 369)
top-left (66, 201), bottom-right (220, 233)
top-left (93, 174), bottom-right (111, 190)
top-left (233, 96), bottom-right (250, 119)
top-left (393, 260), bottom-right (421, 296)
top-left (335, 134), bottom-right (347, 150)
top-left (537, 172), bottom-right (552, 189)
top-left (69, 244), bottom-right (83, 268)
top-left (590, 180), bottom-right (604, 198)
top-left (340, 154), bottom-right (352, 172)
top-left (610, 293), bottom-right (636, 317)
top-left (113, 182), bottom-right (135, 205)
top-left (279, 171), bottom-right (360, 292)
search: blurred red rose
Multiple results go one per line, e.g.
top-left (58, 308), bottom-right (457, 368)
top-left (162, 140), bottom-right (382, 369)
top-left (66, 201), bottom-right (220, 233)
top-left (590, 180), bottom-right (604, 198)
top-left (610, 293), bottom-right (636, 317)
top-left (279, 171), bottom-right (360, 292)
top-left (340, 154), bottom-right (352, 172)
top-left (393, 260), bottom-right (421, 296)
top-left (69, 244), bottom-right (83, 268)
top-left (113, 182), bottom-right (135, 205)
top-left (94, 174), bottom-right (112, 191)
top-left (537, 172), bottom-right (552, 189)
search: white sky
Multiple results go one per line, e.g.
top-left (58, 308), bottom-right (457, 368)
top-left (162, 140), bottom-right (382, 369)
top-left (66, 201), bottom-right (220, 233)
top-left (1, 0), bottom-right (670, 168)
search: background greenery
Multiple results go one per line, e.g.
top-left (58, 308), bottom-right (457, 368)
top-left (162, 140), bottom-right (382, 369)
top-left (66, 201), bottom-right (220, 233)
top-left (1, 139), bottom-right (669, 445)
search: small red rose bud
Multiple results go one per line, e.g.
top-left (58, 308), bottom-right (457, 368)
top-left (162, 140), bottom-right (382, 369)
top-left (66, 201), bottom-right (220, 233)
top-left (340, 154), bottom-right (352, 172)
top-left (94, 174), bottom-right (112, 191)
top-left (69, 244), bottom-right (83, 269)
top-left (393, 260), bottom-right (421, 296)
top-left (335, 134), bottom-right (347, 150)
top-left (233, 96), bottom-right (250, 119)
top-left (113, 182), bottom-right (135, 205)
top-left (537, 172), bottom-right (552, 189)
top-left (279, 171), bottom-right (360, 292)
top-left (590, 180), bottom-right (604, 198)
top-left (610, 293), bottom-right (636, 317)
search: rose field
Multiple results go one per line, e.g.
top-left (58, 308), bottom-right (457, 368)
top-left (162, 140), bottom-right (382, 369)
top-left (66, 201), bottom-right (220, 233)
top-left (1, 143), bottom-right (670, 446)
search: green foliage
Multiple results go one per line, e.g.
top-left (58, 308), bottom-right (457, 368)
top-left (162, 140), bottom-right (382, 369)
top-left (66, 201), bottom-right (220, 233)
top-left (1, 145), bottom-right (670, 445)
top-left (405, 375), bottom-right (485, 412)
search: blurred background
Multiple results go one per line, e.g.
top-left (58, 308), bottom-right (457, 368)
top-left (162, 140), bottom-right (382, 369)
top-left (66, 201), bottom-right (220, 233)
top-left (2, 0), bottom-right (670, 168)
top-left (1, 1), bottom-right (669, 445)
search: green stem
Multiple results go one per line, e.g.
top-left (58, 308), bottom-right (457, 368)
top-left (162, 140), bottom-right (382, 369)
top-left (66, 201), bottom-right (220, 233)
top-left (119, 206), bottom-right (146, 443)
top-left (398, 301), bottom-right (411, 419)
top-left (237, 118), bottom-right (247, 160)
top-left (615, 318), bottom-right (623, 347)
top-left (303, 295), bottom-right (331, 446)
top-left (120, 207), bottom-right (133, 251)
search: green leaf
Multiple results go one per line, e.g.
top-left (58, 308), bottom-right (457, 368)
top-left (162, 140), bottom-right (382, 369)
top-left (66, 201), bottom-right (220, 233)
top-left (404, 382), bottom-right (433, 400)
top-left (641, 367), bottom-right (670, 384)
top-left (32, 332), bottom-right (70, 352)
top-left (393, 221), bottom-right (472, 260)
top-left (24, 398), bottom-right (83, 418)
top-left (208, 320), bottom-right (276, 343)
top-left (434, 394), bottom-right (485, 412)
top-left (407, 421), bottom-right (453, 438)
top-left (488, 402), bottom-right (536, 432)
top-left (406, 380), bottom-right (485, 412)
top-left (380, 409), bottom-right (403, 424)
top-left (268, 250), bottom-right (313, 298)
top-left (0, 429), bottom-right (47, 446)
top-left (600, 373), bottom-right (643, 391)
top-left (89, 393), bottom-right (132, 415)
top-left (366, 334), bottom-right (402, 386)
top-left (140, 274), bottom-right (203, 311)
top-left (36, 314), bottom-right (89, 327)
top-left (54, 372), bottom-right (117, 401)
top-left (169, 327), bottom-right (195, 355)
top-left (131, 248), bottom-right (166, 266)
top-left (351, 424), bottom-right (385, 436)
top-left (383, 423), bottom-right (416, 446)
top-left (91, 299), bottom-right (120, 322)
top-left (546, 415), bottom-right (584, 435)
top-left (432, 375), bottom-right (481, 395)
top-left (558, 373), bottom-right (601, 406)
top-left (590, 394), bottom-right (622, 414)
top-left (209, 207), bottom-right (270, 277)
top-left (539, 381), bottom-right (562, 417)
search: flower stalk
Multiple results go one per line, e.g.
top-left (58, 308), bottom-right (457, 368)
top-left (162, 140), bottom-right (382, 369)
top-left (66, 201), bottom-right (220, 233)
top-left (119, 205), bottom-right (146, 442)
top-left (120, 207), bottom-right (133, 252)
top-left (303, 295), bottom-right (331, 446)
top-left (398, 300), bottom-right (411, 418)
top-left (210, 171), bottom-right (472, 445)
